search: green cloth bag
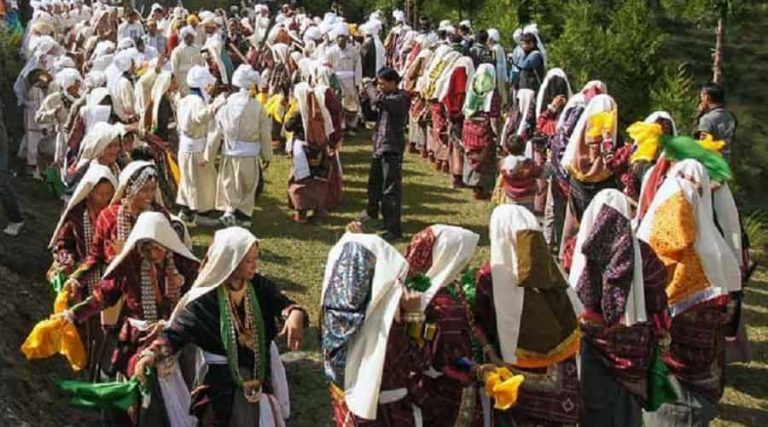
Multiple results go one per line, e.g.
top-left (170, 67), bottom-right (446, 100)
top-left (645, 344), bottom-right (678, 411)
top-left (57, 375), bottom-right (147, 412)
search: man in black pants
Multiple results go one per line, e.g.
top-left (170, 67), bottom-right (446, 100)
top-left (360, 68), bottom-right (409, 241)
top-left (0, 99), bottom-right (24, 236)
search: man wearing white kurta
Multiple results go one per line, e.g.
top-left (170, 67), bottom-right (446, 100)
top-left (175, 65), bottom-right (223, 226)
top-left (211, 65), bottom-right (272, 228)
top-left (327, 23), bottom-right (362, 131)
top-left (170, 26), bottom-right (203, 96)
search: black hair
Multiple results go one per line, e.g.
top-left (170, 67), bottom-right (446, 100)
top-left (505, 135), bottom-right (526, 155)
top-left (377, 67), bottom-right (401, 83)
top-left (521, 33), bottom-right (537, 45)
top-left (539, 75), bottom-right (569, 114)
top-left (702, 82), bottom-right (726, 104)
top-left (476, 30), bottom-right (489, 45)
top-left (458, 24), bottom-right (471, 34)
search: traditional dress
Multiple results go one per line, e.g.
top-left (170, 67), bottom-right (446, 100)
top-left (49, 163), bottom-right (117, 379)
top-left (560, 94), bottom-right (620, 265)
top-left (328, 26), bottom-right (362, 130)
top-left (71, 212), bottom-right (199, 426)
top-left (461, 64), bottom-right (500, 198)
top-left (176, 65), bottom-right (219, 219)
top-left (170, 32), bottom-right (203, 96)
top-left (568, 189), bottom-right (671, 426)
top-left (321, 232), bottom-right (412, 425)
top-left (36, 68), bottom-right (81, 166)
top-left (151, 227), bottom-right (304, 426)
top-left (284, 82), bottom-right (341, 218)
top-left (212, 66), bottom-right (273, 225)
top-left (404, 225), bottom-right (483, 426)
top-left (637, 160), bottom-right (741, 427)
top-left (475, 205), bottom-right (582, 426)
top-left (106, 50), bottom-right (137, 123)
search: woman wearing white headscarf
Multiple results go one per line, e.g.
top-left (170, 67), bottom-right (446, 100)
top-left (402, 225), bottom-right (486, 426)
top-left (211, 64), bottom-right (273, 228)
top-left (461, 63), bottom-right (500, 200)
top-left (138, 227), bottom-right (307, 427)
top-left (106, 49), bottom-right (137, 123)
top-left (64, 212), bottom-right (200, 424)
top-left (65, 121), bottom-right (124, 190)
top-left (322, 231), bottom-right (416, 425)
top-left (35, 67), bottom-right (84, 168)
top-left (637, 159), bottom-right (741, 427)
top-left (560, 93), bottom-right (622, 265)
top-left (568, 189), bottom-right (672, 426)
top-left (543, 81), bottom-right (607, 249)
top-left (474, 204), bottom-right (581, 426)
top-left (175, 65), bottom-right (223, 227)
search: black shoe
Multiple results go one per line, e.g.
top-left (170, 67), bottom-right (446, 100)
top-left (380, 231), bottom-right (403, 242)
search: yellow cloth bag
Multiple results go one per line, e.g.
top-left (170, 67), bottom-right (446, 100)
top-left (628, 122), bottom-right (663, 163)
top-left (586, 110), bottom-right (617, 141)
top-left (484, 367), bottom-right (525, 410)
top-left (21, 287), bottom-right (87, 371)
top-left (698, 133), bottom-right (726, 153)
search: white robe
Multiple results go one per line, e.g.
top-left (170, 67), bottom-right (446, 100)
top-left (176, 94), bottom-right (218, 212)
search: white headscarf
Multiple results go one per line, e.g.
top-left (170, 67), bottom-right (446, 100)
top-left (111, 161), bottom-right (156, 204)
top-left (523, 23), bottom-right (547, 65)
top-left (103, 211), bottom-right (198, 278)
top-left (294, 82), bottom-right (334, 141)
top-left (568, 189), bottom-right (646, 325)
top-left (55, 67), bottom-right (82, 91)
top-left (490, 204), bottom-right (577, 363)
top-left (321, 232), bottom-right (408, 420)
top-left (48, 163), bottom-right (117, 248)
top-left (644, 111), bottom-right (678, 136)
top-left (637, 159), bottom-right (741, 315)
top-left (150, 71), bottom-right (173, 130)
top-left (77, 121), bottom-right (124, 168)
top-left (515, 88), bottom-right (536, 137)
top-left (186, 64), bottom-right (215, 89)
top-left (231, 64), bottom-right (260, 90)
top-left (488, 28), bottom-right (501, 43)
top-left (561, 94), bottom-right (617, 172)
top-left (413, 225), bottom-right (479, 310)
top-left (171, 227), bottom-right (258, 322)
top-left (535, 68), bottom-right (572, 119)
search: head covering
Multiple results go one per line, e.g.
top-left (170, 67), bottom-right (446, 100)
top-left (231, 64), bottom-right (260, 89)
top-left (48, 163), bottom-right (117, 248)
top-left (55, 68), bottom-right (82, 90)
top-left (489, 204), bottom-right (581, 365)
top-left (644, 111), bottom-right (677, 136)
top-left (515, 88), bottom-right (536, 137)
top-left (103, 211), bottom-right (198, 278)
top-left (459, 19), bottom-right (472, 30)
top-left (150, 71), bottom-right (173, 130)
top-left (438, 20), bottom-right (451, 31)
top-left (186, 64), bottom-right (215, 89)
top-left (180, 25), bottom-right (196, 39)
top-left (171, 227), bottom-right (258, 321)
top-left (488, 28), bottom-right (501, 43)
top-left (112, 161), bottom-right (157, 203)
top-left (568, 189), bottom-right (648, 325)
top-left (462, 63), bottom-right (496, 117)
top-left (77, 122), bottom-right (124, 168)
top-left (117, 37), bottom-right (135, 50)
top-left (53, 56), bottom-right (76, 73)
top-left (637, 159), bottom-right (741, 315)
top-left (405, 225), bottom-right (479, 309)
top-left (522, 23), bottom-right (546, 65)
top-left (84, 70), bottom-right (107, 88)
top-left (561, 94), bottom-right (617, 173)
top-left (392, 9), bottom-right (405, 23)
top-left (321, 232), bottom-right (408, 420)
top-left (334, 22), bottom-right (349, 37)
top-left (535, 68), bottom-right (572, 119)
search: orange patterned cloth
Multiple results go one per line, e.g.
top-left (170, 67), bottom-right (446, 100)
top-left (649, 192), bottom-right (711, 308)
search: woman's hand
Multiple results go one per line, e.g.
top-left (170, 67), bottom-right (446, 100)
top-left (279, 309), bottom-right (305, 351)
top-left (134, 352), bottom-right (157, 385)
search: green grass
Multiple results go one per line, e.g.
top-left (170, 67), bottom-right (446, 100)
top-left (185, 132), bottom-right (495, 425)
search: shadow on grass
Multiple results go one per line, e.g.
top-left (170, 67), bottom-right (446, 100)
top-left (725, 363), bottom-right (768, 400)
top-left (717, 402), bottom-right (768, 426)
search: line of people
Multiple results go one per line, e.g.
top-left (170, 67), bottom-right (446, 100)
top-left (10, 2), bottom-right (753, 427)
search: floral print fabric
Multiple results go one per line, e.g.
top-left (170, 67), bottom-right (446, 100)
top-left (322, 242), bottom-right (376, 386)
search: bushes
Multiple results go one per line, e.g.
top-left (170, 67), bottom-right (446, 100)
top-left (0, 24), bottom-right (24, 143)
top-left (650, 62), bottom-right (698, 132)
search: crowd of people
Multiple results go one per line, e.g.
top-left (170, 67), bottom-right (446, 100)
top-left (3, 0), bottom-right (754, 426)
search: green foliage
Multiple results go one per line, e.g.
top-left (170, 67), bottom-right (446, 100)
top-left (650, 62), bottom-right (698, 132)
top-left (548, 0), bottom-right (665, 123)
top-left (0, 25), bottom-right (24, 141)
top-left (744, 210), bottom-right (768, 254)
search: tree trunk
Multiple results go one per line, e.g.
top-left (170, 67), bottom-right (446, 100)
top-left (713, 17), bottom-right (724, 83)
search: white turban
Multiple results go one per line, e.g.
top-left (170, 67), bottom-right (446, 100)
top-left (488, 28), bottom-right (501, 42)
top-left (55, 68), bottom-right (82, 90)
top-left (323, 12), bottom-right (336, 24)
top-left (231, 64), bottom-right (260, 89)
top-left (112, 49), bottom-right (134, 72)
top-left (459, 19), bottom-right (471, 30)
top-left (334, 22), bottom-right (349, 37)
top-left (186, 64), bottom-right (215, 89)
top-left (53, 56), bottom-right (76, 72)
top-left (85, 70), bottom-right (107, 88)
top-left (438, 20), bottom-right (451, 30)
top-left (303, 25), bottom-right (321, 42)
top-left (392, 9), bottom-right (405, 23)
top-left (117, 37), bottom-right (135, 50)
top-left (173, 6), bottom-right (185, 19)
top-left (180, 25), bottom-right (195, 39)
